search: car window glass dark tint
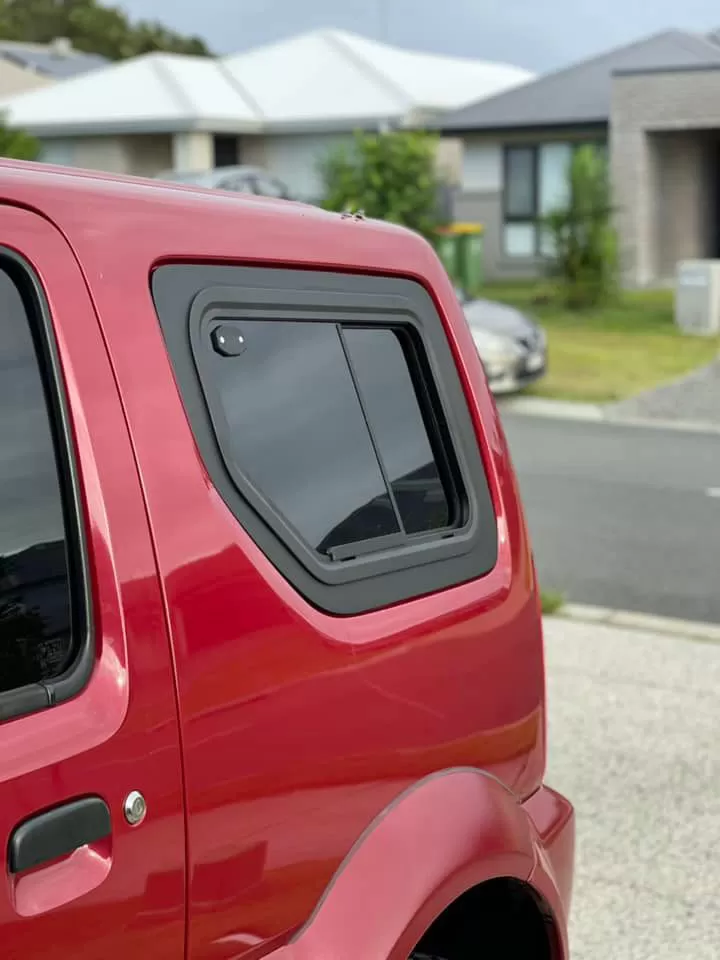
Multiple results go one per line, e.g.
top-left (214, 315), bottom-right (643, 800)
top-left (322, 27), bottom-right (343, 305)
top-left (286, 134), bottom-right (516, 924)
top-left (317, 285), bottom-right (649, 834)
top-left (343, 327), bottom-right (451, 535)
top-left (210, 320), bottom-right (400, 553)
top-left (0, 268), bottom-right (72, 694)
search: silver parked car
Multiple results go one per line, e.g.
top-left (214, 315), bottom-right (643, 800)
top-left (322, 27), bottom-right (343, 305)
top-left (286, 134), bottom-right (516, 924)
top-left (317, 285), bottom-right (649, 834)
top-left (155, 165), bottom-right (291, 200)
top-left (455, 288), bottom-right (547, 395)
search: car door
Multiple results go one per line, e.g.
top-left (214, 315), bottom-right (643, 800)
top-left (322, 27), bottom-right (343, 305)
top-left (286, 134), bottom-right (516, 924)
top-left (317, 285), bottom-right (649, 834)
top-left (140, 263), bottom-right (499, 959)
top-left (0, 206), bottom-right (186, 959)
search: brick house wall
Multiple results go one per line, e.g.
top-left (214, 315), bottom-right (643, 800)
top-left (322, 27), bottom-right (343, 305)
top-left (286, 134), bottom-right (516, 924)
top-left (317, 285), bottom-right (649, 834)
top-left (611, 66), bottom-right (720, 286)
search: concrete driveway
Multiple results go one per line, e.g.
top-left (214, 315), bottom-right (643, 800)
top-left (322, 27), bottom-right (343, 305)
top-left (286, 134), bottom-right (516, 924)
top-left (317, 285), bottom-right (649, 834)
top-left (543, 617), bottom-right (720, 959)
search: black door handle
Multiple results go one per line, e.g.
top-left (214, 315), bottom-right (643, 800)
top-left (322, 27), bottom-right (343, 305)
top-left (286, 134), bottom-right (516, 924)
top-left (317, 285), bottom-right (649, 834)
top-left (8, 797), bottom-right (112, 874)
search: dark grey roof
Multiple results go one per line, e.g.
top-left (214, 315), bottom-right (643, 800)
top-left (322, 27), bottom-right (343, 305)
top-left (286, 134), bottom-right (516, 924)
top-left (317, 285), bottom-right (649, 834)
top-left (441, 30), bottom-right (720, 131)
top-left (0, 41), bottom-right (107, 79)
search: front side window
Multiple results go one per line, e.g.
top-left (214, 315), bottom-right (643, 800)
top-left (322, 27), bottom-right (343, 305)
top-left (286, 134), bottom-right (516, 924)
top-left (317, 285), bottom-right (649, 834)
top-left (0, 267), bottom-right (73, 695)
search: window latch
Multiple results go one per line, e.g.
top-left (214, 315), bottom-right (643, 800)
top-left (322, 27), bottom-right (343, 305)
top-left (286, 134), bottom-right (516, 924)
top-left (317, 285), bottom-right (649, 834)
top-left (211, 325), bottom-right (246, 357)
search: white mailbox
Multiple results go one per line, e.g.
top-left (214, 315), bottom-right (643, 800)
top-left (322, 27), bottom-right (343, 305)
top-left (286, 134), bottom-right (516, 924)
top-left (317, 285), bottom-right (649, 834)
top-left (675, 260), bottom-right (720, 336)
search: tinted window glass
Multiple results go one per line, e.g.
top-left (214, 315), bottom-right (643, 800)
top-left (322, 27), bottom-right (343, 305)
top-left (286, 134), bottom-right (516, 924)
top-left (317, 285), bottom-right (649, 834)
top-left (505, 146), bottom-right (535, 218)
top-left (209, 320), bottom-right (400, 553)
top-left (343, 327), bottom-right (451, 535)
top-left (0, 269), bottom-right (72, 694)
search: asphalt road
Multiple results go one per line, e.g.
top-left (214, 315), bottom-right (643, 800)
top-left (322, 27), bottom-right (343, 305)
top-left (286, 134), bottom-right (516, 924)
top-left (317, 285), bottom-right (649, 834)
top-left (544, 616), bottom-right (720, 960)
top-left (501, 414), bottom-right (720, 623)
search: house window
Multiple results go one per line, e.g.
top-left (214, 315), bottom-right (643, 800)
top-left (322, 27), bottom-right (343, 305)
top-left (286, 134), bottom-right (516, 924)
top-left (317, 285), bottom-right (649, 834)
top-left (213, 134), bottom-right (239, 167)
top-left (502, 140), bottom-right (606, 257)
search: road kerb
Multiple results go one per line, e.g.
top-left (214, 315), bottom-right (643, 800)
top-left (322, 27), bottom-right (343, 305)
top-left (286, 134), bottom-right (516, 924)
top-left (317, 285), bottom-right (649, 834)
top-left (498, 395), bottom-right (720, 435)
top-left (498, 396), bottom-right (604, 421)
top-left (553, 603), bottom-right (720, 643)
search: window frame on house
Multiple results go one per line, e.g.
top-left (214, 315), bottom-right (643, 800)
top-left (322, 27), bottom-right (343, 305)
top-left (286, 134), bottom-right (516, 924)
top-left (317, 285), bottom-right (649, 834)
top-left (502, 139), bottom-right (607, 258)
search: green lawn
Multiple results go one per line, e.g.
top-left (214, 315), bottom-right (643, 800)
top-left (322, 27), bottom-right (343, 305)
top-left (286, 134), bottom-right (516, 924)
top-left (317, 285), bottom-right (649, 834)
top-left (483, 284), bottom-right (720, 403)
top-left (540, 590), bottom-right (565, 616)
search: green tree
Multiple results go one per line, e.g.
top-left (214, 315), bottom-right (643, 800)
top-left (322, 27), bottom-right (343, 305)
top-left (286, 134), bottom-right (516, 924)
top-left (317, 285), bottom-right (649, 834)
top-left (544, 145), bottom-right (618, 308)
top-left (321, 130), bottom-right (443, 241)
top-left (0, 119), bottom-right (40, 160)
top-left (0, 0), bottom-right (211, 60)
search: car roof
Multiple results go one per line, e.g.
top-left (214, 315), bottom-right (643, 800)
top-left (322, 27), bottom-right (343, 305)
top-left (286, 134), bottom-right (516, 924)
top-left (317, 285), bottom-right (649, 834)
top-left (0, 160), bottom-right (441, 290)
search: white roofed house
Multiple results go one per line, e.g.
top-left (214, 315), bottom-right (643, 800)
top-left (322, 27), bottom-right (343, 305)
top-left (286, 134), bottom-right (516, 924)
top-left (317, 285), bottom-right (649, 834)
top-left (0, 28), bottom-right (532, 200)
top-left (0, 52), bottom-right (264, 177)
top-left (222, 30), bottom-right (532, 201)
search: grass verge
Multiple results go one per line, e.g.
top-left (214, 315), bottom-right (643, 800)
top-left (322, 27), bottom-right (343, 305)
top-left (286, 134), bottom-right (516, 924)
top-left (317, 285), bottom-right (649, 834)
top-left (483, 284), bottom-right (719, 403)
top-left (540, 590), bottom-right (565, 616)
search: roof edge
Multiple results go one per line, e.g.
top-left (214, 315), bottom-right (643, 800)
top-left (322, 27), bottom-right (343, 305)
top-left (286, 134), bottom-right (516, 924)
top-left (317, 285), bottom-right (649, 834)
top-left (439, 119), bottom-right (609, 136)
top-left (614, 61), bottom-right (720, 77)
top-left (438, 28), bottom-right (705, 131)
top-left (21, 117), bottom-right (265, 138)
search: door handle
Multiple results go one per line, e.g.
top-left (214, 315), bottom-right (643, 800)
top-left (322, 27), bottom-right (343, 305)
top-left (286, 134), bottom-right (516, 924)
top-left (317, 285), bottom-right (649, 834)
top-left (8, 797), bottom-right (111, 874)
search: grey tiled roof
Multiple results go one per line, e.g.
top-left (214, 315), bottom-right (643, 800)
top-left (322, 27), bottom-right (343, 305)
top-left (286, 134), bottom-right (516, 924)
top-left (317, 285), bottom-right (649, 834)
top-left (0, 41), bottom-right (107, 79)
top-left (441, 30), bottom-right (720, 131)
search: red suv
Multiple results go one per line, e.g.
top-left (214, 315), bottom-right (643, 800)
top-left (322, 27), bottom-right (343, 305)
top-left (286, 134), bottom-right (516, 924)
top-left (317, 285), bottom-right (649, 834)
top-left (0, 161), bottom-right (573, 959)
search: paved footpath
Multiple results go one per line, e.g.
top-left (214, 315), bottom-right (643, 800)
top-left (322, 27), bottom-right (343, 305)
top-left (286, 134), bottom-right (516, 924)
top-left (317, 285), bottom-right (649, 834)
top-left (543, 617), bottom-right (720, 959)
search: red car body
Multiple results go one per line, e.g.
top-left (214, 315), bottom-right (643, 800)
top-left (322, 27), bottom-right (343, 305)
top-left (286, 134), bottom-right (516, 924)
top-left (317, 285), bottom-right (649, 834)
top-left (0, 161), bottom-right (573, 959)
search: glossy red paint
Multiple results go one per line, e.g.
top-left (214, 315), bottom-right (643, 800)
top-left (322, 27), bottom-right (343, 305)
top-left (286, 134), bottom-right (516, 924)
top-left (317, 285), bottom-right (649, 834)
top-left (0, 162), bottom-right (574, 960)
top-left (0, 205), bottom-right (186, 957)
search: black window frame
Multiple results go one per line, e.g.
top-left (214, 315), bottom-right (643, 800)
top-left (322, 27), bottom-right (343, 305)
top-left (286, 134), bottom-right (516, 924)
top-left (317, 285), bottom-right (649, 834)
top-left (152, 266), bottom-right (498, 615)
top-left (502, 140), bottom-right (607, 257)
top-left (0, 249), bottom-right (93, 723)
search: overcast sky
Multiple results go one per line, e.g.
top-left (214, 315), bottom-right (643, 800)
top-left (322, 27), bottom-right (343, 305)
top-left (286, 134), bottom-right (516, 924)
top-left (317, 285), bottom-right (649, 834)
top-left (119, 0), bottom-right (720, 70)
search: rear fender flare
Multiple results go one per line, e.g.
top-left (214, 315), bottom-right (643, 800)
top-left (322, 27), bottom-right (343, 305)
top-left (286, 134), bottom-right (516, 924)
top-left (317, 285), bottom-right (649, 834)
top-left (271, 767), bottom-right (538, 960)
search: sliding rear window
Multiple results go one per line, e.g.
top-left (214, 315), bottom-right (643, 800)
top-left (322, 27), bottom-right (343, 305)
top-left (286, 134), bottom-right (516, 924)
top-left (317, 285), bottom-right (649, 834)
top-left (152, 266), bottom-right (497, 614)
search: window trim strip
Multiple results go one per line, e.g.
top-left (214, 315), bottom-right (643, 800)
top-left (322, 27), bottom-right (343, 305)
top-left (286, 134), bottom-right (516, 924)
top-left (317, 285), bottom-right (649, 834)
top-left (0, 249), bottom-right (93, 722)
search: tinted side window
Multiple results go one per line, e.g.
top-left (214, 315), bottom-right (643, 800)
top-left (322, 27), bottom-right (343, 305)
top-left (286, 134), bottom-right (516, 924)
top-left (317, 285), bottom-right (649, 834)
top-left (0, 268), bottom-right (72, 694)
top-left (152, 265), bottom-right (499, 615)
top-left (206, 320), bottom-right (400, 553)
top-left (343, 328), bottom-right (451, 535)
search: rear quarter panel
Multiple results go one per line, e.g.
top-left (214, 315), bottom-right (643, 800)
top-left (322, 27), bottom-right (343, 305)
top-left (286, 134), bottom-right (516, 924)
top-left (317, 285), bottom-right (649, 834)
top-left (18, 175), bottom-right (548, 956)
